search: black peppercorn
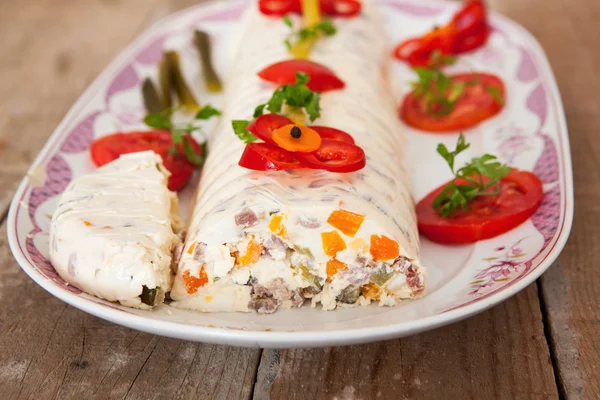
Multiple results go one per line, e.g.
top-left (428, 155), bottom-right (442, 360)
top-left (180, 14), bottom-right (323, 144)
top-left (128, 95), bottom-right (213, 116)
top-left (290, 126), bottom-right (302, 138)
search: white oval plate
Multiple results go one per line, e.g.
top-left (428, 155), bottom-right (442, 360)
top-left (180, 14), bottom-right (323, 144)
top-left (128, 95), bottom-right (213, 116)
top-left (7, 0), bottom-right (573, 348)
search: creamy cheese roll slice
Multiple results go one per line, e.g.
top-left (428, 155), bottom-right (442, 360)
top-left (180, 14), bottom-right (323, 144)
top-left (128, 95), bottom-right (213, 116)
top-left (170, 2), bottom-right (426, 313)
top-left (49, 151), bottom-right (182, 309)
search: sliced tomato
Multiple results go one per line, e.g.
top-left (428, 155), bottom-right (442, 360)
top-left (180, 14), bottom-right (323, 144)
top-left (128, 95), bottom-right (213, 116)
top-left (258, 0), bottom-right (361, 17)
top-left (258, 60), bottom-right (345, 93)
top-left (416, 169), bottom-right (544, 244)
top-left (247, 114), bottom-right (294, 144)
top-left (400, 72), bottom-right (505, 133)
top-left (89, 130), bottom-right (201, 191)
top-left (310, 126), bottom-right (355, 144)
top-left (295, 139), bottom-right (365, 172)
top-left (238, 143), bottom-right (305, 171)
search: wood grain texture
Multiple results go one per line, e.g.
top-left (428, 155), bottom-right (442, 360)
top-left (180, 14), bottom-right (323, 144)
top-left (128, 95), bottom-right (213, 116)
top-left (0, 0), bottom-right (599, 398)
top-left (0, 0), bottom-right (193, 216)
top-left (0, 219), bottom-right (260, 399)
top-left (0, 1), bottom-right (260, 399)
top-left (491, 0), bottom-right (600, 398)
top-left (255, 284), bottom-right (557, 400)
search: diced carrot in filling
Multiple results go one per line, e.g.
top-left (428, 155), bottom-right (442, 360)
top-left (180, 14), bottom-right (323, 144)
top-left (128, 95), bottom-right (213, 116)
top-left (326, 259), bottom-right (348, 282)
top-left (83, 220), bottom-right (93, 227)
top-left (187, 242), bottom-right (196, 255)
top-left (236, 239), bottom-right (264, 267)
top-left (321, 231), bottom-right (347, 257)
top-left (269, 215), bottom-right (287, 237)
top-left (327, 209), bottom-right (365, 237)
top-left (370, 234), bottom-right (399, 261)
top-left (182, 267), bottom-right (208, 294)
top-left (361, 282), bottom-right (381, 300)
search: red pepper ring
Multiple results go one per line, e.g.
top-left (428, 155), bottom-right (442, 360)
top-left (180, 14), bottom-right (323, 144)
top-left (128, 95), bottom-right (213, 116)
top-left (321, 0), bottom-right (362, 17)
top-left (247, 114), bottom-right (294, 145)
top-left (310, 126), bottom-right (355, 144)
top-left (258, 0), bottom-right (299, 16)
top-left (295, 139), bottom-right (366, 172)
top-left (454, 23), bottom-right (490, 53)
top-left (258, 0), bottom-right (361, 17)
top-left (239, 142), bottom-right (306, 171)
top-left (452, 0), bottom-right (487, 39)
top-left (392, 0), bottom-right (489, 66)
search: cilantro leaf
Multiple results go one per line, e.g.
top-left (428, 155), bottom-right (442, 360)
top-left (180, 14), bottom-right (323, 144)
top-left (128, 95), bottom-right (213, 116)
top-left (254, 104), bottom-right (267, 118)
top-left (485, 85), bottom-right (505, 105)
top-left (183, 138), bottom-right (206, 166)
top-left (294, 71), bottom-right (310, 85)
top-left (144, 108), bottom-right (174, 130)
top-left (433, 134), bottom-right (512, 217)
top-left (144, 106), bottom-right (217, 165)
top-left (266, 89), bottom-right (286, 114)
top-left (410, 52), bottom-right (465, 118)
top-left (195, 104), bottom-right (221, 119)
top-left (232, 120), bottom-right (257, 143)
top-left (283, 18), bottom-right (337, 50)
top-left (305, 92), bottom-right (321, 121)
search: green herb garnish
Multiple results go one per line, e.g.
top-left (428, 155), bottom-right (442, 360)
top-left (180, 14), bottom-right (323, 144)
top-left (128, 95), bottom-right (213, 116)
top-left (231, 120), bottom-right (257, 143)
top-left (412, 50), bottom-right (504, 118)
top-left (144, 106), bottom-right (220, 165)
top-left (283, 17), bottom-right (336, 51)
top-left (433, 134), bottom-right (512, 217)
top-left (195, 104), bottom-right (222, 120)
top-left (231, 72), bottom-right (321, 143)
top-left (260, 72), bottom-right (320, 121)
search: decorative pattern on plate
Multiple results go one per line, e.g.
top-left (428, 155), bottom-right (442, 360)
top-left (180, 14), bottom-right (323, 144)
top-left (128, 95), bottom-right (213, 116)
top-left (6, 0), bottom-right (573, 347)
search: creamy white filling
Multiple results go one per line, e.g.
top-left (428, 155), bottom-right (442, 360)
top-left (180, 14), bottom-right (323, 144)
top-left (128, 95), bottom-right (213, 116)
top-left (49, 151), bottom-right (181, 309)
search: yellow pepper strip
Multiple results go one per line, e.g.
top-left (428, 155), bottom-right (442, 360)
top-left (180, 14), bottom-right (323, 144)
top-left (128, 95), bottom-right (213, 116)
top-left (290, 0), bottom-right (321, 59)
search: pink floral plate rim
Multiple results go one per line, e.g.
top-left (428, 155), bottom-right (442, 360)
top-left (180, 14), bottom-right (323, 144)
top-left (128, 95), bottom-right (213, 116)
top-left (6, 0), bottom-right (573, 348)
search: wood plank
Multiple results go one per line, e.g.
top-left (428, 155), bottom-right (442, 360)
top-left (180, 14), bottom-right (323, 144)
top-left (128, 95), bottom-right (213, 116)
top-left (254, 284), bottom-right (558, 400)
top-left (0, 0), bottom-right (197, 216)
top-left (493, 0), bottom-right (600, 397)
top-left (0, 1), bottom-right (261, 399)
top-left (0, 221), bottom-right (260, 399)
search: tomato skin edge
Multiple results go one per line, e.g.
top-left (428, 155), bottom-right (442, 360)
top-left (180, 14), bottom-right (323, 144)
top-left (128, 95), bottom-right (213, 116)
top-left (400, 73), bottom-right (506, 133)
top-left (416, 170), bottom-right (544, 244)
top-left (89, 130), bottom-right (200, 192)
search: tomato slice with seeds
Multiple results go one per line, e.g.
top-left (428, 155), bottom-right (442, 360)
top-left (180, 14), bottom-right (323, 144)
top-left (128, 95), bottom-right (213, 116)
top-left (238, 143), bottom-right (305, 171)
top-left (258, 60), bottom-right (345, 93)
top-left (247, 114), bottom-right (294, 145)
top-left (400, 72), bottom-right (505, 133)
top-left (89, 130), bottom-right (201, 191)
top-left (416, 170), bottom-right (544, 244)
top-left (310, 126), bottom-right (355, 144)
top-left (295, 139), bottom-right (366, 172)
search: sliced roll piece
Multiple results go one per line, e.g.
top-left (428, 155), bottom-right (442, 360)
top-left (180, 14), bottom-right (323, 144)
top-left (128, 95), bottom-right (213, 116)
top-left (170, 2), bottom-right (426, 313)
top-left (49, 151), bottom-right (182, 309)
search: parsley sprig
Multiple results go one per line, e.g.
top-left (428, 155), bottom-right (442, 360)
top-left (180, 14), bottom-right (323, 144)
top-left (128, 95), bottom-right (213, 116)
top-left (283, 16), bottom-right (336, 51)
top-left (231, 72), bottom-right (320, 143)
top-left (412, 50), bottom-right (504, 118)
top-left (433, 134), bottom-right (512, 217)
top-left (144, 104), bottom-right (220, 165)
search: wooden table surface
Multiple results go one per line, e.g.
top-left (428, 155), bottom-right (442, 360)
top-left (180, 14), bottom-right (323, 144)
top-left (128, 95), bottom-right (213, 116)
top-left (0, 0), bottom-right (598, 398)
